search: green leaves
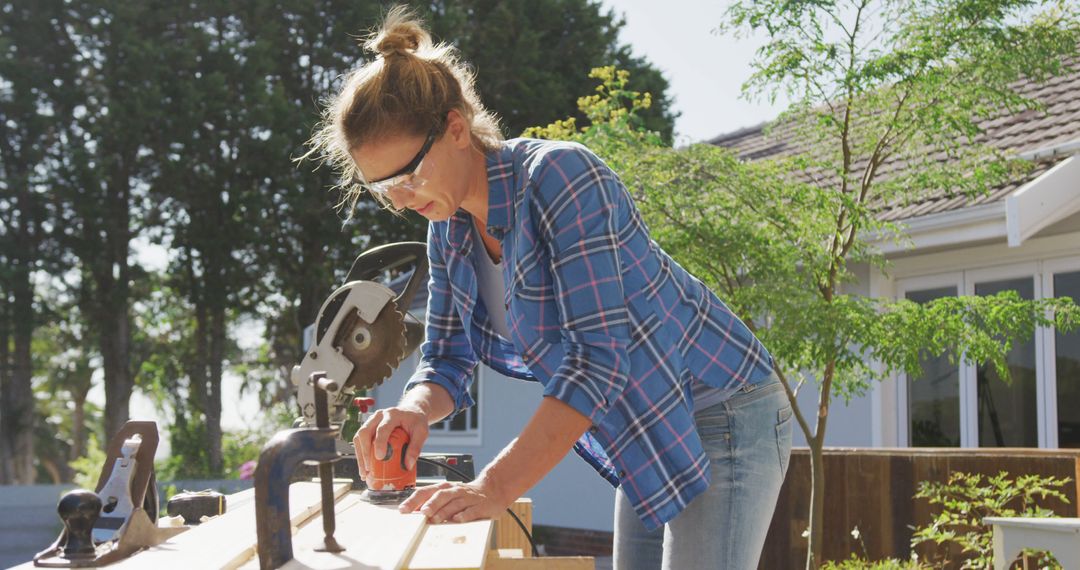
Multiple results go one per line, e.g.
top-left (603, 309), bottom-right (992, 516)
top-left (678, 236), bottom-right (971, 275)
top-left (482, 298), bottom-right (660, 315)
top-left (912, 471), bottom-right (1069, 568)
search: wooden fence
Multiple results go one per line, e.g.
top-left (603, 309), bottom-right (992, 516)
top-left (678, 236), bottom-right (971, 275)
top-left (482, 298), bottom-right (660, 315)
top-left (760, 448), bottom-right (1080, 569)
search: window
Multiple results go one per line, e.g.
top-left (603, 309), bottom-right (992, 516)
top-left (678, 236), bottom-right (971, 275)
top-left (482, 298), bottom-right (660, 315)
top-left (1054, 270), bottom-right (1080, 448)
top-left (428, 367), bottom-right (481, 436)
top-left (906, 286), bottom-right (961, 447)
top-left (896, 260), bottom-right (1080, 448)
top-left (973, 277), bottom-right (1037, 447)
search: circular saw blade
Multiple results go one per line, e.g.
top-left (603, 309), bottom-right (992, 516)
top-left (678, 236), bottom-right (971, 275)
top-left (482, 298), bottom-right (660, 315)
top-left (328, 296), bottom-right (409, 392)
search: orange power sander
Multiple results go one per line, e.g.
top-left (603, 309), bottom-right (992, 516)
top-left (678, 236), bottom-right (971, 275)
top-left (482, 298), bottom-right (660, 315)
top-left (361, 427), bottom-right (416, 504)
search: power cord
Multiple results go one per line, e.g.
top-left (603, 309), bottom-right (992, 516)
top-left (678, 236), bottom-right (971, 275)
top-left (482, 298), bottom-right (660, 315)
top-left (416, 456), bottom-right (540, 558)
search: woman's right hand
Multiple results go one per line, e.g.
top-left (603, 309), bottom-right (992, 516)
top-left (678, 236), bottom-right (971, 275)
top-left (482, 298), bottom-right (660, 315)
top-left (353, 405), bottom-right (429, 485)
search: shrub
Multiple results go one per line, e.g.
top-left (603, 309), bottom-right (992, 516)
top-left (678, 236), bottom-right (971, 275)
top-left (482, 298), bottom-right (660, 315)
top-left (911, 471), bottom-right (1070, 569)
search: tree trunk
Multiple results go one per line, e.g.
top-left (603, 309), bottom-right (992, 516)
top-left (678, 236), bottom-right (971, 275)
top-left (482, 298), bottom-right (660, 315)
top-left (99, 153), bottom-right (134, 441)
top-left (8, 262), bottom-right (37, 484)
top-left (101, 302), bottom-right (132, 441)
top-left (806, 438), bottom-right (825, 570)
top-left (0, 294), bottom-right (14, 484)
top-left (189, 267), bottom-right (211, 474)
top-left (72, 393), bottom-right (87, 462)
top-left (207, 302), bottom-right (225, 476)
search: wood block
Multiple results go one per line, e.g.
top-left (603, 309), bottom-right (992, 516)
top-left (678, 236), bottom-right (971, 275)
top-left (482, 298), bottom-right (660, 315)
top-left (405, 518), bottom-right (493, 570)
top-left (484, 550), bottom-right (594, 570)
top-left (494, 498), bottom-right (533, 557)
top-left (273, 494), bottom-right (428, 570)
top-left (109, 481), bottom-right (347, 570)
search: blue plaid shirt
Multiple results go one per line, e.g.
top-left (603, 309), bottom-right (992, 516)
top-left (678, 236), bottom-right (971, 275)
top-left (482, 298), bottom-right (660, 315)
top-left (405, 138), bottom-right (774, 530)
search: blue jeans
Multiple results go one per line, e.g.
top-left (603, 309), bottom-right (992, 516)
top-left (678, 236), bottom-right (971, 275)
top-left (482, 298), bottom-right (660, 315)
top-left (613, 374), bottom-right (793, 570)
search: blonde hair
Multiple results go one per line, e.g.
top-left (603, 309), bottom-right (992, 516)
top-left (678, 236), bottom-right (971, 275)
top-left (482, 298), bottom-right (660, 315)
top-left (303, 5), bottom-right (503, 212)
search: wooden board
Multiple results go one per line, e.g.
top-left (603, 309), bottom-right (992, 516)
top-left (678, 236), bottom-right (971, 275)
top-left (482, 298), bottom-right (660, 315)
top-left (493, 499), bottom-right (532, 556)
top-left (266, 494), bottom-right (428, 570)
top-left (484, 550), bottom-right (594, 570)
top-left (405, 518), bottom-right (493, 570)
top-left (108, 481), bottom-right (348, 570)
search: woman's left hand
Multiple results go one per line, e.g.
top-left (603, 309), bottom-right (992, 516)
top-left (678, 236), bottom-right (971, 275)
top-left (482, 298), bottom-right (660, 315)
top-left (398, 479), bottom-right (509, 524)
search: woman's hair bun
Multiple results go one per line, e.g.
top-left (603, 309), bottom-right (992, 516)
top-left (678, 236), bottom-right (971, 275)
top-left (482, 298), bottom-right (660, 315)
top-left (365, 5), bottom-right (431, 57)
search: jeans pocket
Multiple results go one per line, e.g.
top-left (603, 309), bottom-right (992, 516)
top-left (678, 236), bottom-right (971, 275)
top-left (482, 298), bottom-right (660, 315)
top-left (776, 405), bottom-right (793, 475)
top-left (695, 412), bottom-right (730, 439)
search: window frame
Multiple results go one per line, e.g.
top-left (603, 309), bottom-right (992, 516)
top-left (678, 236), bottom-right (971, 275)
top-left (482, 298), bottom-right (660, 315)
top-left (895, 272), bottom-right (964, 447)
top-left (426, 365), bottom-right (484, 447)
top-left (964, 262), bottom-right (1043, 448)
top-left (893, 256), bottom-right (1080, 448)
top-left (1040, 255), bottom-right (1080, 448)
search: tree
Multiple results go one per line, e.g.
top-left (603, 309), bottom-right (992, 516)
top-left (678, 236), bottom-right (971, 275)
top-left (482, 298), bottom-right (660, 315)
top-left (3, 0), bottom-right (679, 482)
top-left (45, 0), bottom-right (181, 441)
top-left (717, 1), bottom-right (1080, 565)
top-left (143, 0), bottom-right (278, 476)
top-left (422, 0), bottom-right (677, 140)
top-left (530, 57), bottom-right (1080, 570)
top-left (0, 0), bottom-right (73, 483)
top-left (31, 289), bottom-right (101, 484)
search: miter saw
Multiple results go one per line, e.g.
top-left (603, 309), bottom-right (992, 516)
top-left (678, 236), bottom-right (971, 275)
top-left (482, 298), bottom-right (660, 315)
top-left (291, 242), bottom-right (428, 468)
top-left (287, 242), bottom-right (476, 494)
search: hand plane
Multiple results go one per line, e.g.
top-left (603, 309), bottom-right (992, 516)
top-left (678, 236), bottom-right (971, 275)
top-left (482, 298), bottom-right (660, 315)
top-left (33, 421), bottom-right (185, 567)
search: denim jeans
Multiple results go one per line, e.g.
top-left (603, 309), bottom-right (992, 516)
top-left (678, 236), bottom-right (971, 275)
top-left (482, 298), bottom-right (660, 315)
top-left (613, 374), bottom-right (793, 570)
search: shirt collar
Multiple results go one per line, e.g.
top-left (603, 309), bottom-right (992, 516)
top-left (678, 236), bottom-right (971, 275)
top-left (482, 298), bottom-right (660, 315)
top-left (444, 142), bottom-right (516, 254)
top-left (484, 143), bottom-right (516, 236)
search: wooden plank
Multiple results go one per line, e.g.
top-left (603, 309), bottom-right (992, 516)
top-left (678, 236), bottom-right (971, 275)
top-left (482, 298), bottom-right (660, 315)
top-left (494, 499), bottom-right (533, 556)
top-left (484, 551), bottom-right (594, 570)
top-left (108, 481), bottom-right (347, 570)
top-left (405, 518), bottom-right (493, 570)
top-left (224, 487), bottom-right (256, 512)
top-left (272, 494), bottom-right (428, 570)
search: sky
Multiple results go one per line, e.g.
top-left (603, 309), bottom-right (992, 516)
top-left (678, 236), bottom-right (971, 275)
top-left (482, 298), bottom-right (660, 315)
top-left (101, 0), bottom-right (793, 460)
top-left (600, 0), bottom-right (788, 144)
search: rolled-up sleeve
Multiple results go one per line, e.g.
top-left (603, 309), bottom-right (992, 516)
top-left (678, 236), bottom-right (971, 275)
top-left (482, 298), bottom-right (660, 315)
top-left (404, 225), bottom-right (478, 415)
top-left (533, 145), bottom-right (632, 424)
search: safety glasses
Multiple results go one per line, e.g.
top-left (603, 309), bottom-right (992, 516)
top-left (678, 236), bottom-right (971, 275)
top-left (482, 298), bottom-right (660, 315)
top-left (353, 126), bottom-right (438, 195)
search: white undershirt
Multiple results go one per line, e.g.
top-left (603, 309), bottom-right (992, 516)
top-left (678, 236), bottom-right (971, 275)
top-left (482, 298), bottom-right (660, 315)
top-left (472, 223), bottom-right (513, 340)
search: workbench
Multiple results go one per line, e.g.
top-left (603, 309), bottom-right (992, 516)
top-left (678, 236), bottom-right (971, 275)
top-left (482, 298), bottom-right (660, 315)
top-left (13, 481), bottom-right (593, 570)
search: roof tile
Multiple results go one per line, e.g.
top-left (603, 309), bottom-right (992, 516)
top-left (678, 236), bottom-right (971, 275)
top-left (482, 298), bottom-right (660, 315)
top-left (710, 62), bottom-right (1080, 221)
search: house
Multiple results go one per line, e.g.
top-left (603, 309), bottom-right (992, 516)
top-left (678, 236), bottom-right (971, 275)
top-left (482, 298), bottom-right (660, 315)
top-left (372, 63), bottom-right (1080, 537)
top-left (709, 63), bottom-right (1080, 452)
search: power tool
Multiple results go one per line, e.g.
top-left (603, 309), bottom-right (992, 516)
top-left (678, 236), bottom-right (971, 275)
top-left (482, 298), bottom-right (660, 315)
top-left (290, 242), bottom-right (474, 499)
top-left (289, 242), bottom-right (427, 484)
top-left (362, 427), bottom-right (417, 504)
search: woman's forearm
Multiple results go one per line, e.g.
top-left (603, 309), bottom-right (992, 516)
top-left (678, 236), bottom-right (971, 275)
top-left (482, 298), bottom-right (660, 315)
top-left (475, 396), bottom-right (592, 504)
top-left (399, 382), bottom-right (456, 424)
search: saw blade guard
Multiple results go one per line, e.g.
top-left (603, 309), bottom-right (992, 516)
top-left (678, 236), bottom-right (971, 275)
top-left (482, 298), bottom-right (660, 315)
top-left (342, 241), bottom-right (429, 362)
top-left (293, 242), bottom-right (429, 427)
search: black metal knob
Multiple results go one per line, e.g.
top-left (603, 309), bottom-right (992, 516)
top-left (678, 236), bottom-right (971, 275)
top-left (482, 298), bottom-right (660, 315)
top-left (57, 489), bottom-right (101, 559)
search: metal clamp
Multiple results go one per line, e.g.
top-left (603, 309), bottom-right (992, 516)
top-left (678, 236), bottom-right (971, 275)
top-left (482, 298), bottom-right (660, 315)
top-left (254, 372), bottom-right (344, 570)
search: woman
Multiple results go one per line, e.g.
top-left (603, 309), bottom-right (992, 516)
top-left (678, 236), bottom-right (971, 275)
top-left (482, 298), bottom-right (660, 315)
top-left (306, 7), bottom-right (792, 569)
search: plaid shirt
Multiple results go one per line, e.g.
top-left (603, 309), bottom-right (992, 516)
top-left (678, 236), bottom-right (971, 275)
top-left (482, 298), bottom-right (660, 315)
top-left (405, 138), bottom-right (774, 530)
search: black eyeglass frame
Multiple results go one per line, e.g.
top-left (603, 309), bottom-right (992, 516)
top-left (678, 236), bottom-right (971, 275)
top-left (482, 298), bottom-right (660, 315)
top-left (351, 126), bottom-right (439, 191)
